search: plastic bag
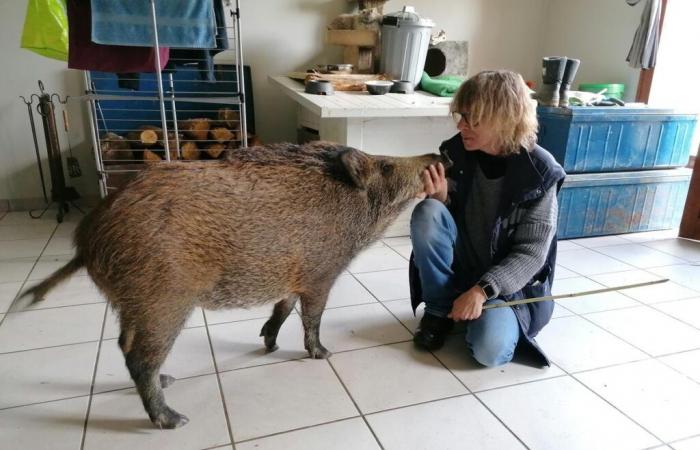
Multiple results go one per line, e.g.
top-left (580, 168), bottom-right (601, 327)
top-left (21, 0), bottom-right (69, 61)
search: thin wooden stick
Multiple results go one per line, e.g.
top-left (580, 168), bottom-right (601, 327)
top-left (482, 278), bottom-right (669, 310)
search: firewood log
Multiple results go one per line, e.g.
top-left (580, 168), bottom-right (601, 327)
top-left (217, 108), bottom-right (240, 128)
top-left (100, 132), bottom-right (134, 163)
top-left (181, 141), bottom-right (200, 160)
top-left (178, 118), bottom-right (211, 141)
top-left (209, 127), bottom-right (235, 143)
top-left (142, 150), bottom-right (162, 162)
top-left (160, 131), bottom-right (183, 160)
top-left (206, 142), bottom-right (226, 158)
top-left (126, 128), bottom-right (159, 148)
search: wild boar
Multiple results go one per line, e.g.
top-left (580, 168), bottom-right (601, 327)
top-left (22, 141), bottom-right (451, 429)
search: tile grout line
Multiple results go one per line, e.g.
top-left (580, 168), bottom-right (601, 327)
top-left (637, 238), bottom-right (700, 262)
top-left (548, 308), bottom-right (698, 445)
top-left (352, 259), bottom-right (535, 450)
top-left (79, 303), bottom-right (109, 450)
top-left (428, 347), bottom-right (532, 450)
top-left (667, 431), bottom-right (700, 448)
top-left (6, 320), bottom-right (697, 417)
top-left (0, 223), bottom-right (60, 329)
top-left (552, 280), bottom-right (700, 390)
top-left (232, 416), bottom-right (366, 446)
top-left (1, 370), bottom-right (224, 413)
top-left (0, 339), bottom-right (102, 356)
top-left (325, 358), bottom-right (385, 450)
top-left (644, 300), bottom-right (700, 334)
top-left (567, 369), bottom-right (668, 447)
top-left (566, 240), bottom-right (697, 287)
top-left (0, 393), bottom-right (92, 412)
top-left (536, 278), bottom-right (675, 444)
top-left (348, 247), bottom-right (696, 448)
top-left (348, 271), bottom-right (416, 337)
top-left (203, 314), bottom-right (238, 450)
top-left (569, 303), bottom-right (700, 364)
top-left (2, 299), bottom-right (107, 315)
top-left (379, 238), bottom-right (696, 447)
top-left (0, 232), bottom-right (696, 446)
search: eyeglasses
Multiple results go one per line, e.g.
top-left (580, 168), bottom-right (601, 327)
top-left (451, 111), bottom-right (479, 128)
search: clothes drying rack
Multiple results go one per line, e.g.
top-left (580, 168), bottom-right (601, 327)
top-left (82, 0), bottom-right (248, 197)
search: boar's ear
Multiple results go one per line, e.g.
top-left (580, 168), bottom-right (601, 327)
top-left (339, 148), bottom-right (370, 190)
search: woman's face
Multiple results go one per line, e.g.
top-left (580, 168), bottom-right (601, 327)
top-left (453, 111), bottom-right (500, 155)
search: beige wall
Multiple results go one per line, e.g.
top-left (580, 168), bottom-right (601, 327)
top-left (0, 2), bottom-right (98, 209)
top-left (384, 0), bottom-right (549, 83)
top-left (539, 0), bottom-right (641, 101)
top-left (1, 0), bottom-right (646, 206)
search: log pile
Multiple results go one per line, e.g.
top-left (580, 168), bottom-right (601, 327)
top-left (99, 108), bottom-right (259, 164)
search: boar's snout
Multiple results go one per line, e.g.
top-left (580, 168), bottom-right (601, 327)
top-left (438, 149), bottom-right (453, 169)
top-left (419, 151), bottom-right (453, 172)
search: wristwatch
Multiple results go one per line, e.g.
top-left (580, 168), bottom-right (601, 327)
top-left (477, 280), bottom-right (497, 300)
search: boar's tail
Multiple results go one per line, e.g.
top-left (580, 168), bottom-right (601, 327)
top-left (18, 255), bottom-right (85, 307)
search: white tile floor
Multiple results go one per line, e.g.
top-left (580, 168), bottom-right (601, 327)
top-left (1, 209), bottom-right (700, 450)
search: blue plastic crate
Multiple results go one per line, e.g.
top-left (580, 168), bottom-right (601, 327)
top-left (557, 168), bottom-right (691, 239)
top-left (538, 106), bottom-right (697, 173)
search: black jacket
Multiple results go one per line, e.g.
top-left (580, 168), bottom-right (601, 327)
top-left (409, 133), bottom-right (566, 365)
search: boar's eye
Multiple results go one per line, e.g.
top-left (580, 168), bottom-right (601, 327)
top-left (381, 162), bottom-right (394, 175)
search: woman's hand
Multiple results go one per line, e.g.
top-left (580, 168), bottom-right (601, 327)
top-left (447, 285), bottom-right (488, 321)
top-left (420, 163), bottom-right (448, 203)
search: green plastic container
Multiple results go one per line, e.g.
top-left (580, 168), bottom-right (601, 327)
top-left (579, 83), bottom-right (625, 100)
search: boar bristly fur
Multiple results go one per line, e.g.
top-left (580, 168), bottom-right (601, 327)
top-left (20, 142), bottom-right (451, 429)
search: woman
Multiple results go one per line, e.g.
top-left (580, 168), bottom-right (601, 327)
top-left (409, 70), bottom-right (566, 367)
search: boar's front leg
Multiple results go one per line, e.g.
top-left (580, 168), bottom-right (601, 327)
top-left (259, 295), bottom-right (298, 352)
top-left (300, 289), bottom-right (331, 359)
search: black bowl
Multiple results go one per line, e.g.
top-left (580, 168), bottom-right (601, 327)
top-left (365, 80), bottom-right (393, 95)
top-left (390, 80), bottom-right (414, 94)
top-left (305, 80), bottom-right (334, 95)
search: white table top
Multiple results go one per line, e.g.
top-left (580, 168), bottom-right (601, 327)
top-left (269, 75), bottom-right (453, 119)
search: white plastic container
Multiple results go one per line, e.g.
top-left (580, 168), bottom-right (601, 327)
top-left (380, 6), bottom-right (434, 88)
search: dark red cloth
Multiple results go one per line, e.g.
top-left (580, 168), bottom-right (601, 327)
top-left (67, 0), bottom-right (169, 72)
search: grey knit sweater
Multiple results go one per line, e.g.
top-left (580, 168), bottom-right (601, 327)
top-left (462, 164), bottom-right (558, 297)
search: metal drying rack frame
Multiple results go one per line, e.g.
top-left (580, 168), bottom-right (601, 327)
top-left (82, 0), bottom-right (248, 197)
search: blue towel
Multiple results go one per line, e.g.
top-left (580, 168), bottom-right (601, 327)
top-left (90, 0), bottom-right (216, 49)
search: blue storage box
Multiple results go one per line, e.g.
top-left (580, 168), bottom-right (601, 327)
top-left (538, 106), bottom-right (697, 173)
top-left (557, 168), bottom-right (691, 239)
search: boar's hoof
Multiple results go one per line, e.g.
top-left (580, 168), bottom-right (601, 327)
top-left (152, 407), bottom-right (189, 429)
top-left (264, 342), bottom-right (279, 353)
top-left (259, 322), bottom-right (279, 352)
top-left (159, 374), bottom-right (176, 388)
top-left (307, 345), bottom-right (332, 359)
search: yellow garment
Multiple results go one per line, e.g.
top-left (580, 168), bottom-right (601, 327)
top-left (21, 0), bottom-right (69, 61)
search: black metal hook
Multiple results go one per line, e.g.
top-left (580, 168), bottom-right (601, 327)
top-left (51, 93), bottom-right (70, 105)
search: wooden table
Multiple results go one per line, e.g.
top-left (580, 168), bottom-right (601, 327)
top-left (270, 75), bottom-right (457, 236)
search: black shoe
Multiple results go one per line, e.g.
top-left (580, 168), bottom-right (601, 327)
top-left (413, 313), bottom-right (454, 351)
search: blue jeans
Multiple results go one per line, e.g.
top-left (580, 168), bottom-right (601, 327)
top-left (410, 199), bottom-right (520, 367)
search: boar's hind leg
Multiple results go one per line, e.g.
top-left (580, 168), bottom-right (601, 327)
top-left (120, 310), bottom-right (191, 429)
top-left (259, 295), bottom-right (298, 352)
top-left (300, 290), bottom-right (331, 359)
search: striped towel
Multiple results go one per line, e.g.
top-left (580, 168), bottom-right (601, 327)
top-left (90, 0), bottom-right (216, 49)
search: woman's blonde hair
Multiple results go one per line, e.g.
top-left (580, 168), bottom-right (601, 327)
top-left (451, 70), bottom-right (538, 155)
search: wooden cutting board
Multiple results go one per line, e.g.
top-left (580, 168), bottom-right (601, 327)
top-left (287, 71), bottom-right (389, 91)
